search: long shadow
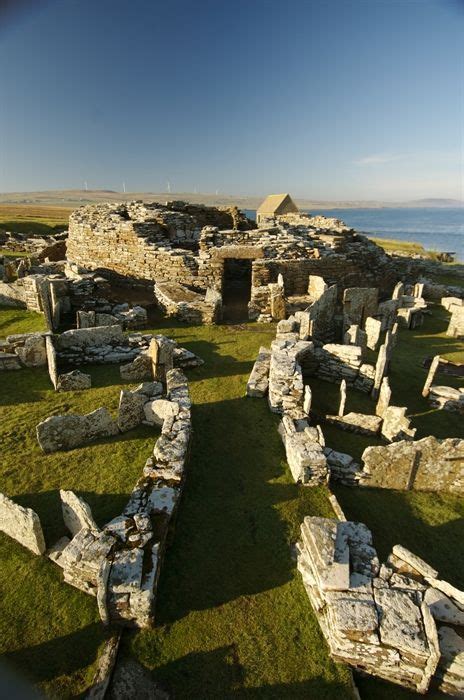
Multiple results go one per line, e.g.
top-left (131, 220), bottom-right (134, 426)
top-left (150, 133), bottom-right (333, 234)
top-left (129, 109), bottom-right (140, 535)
top-left (121, 646), bottom-right (351, 699)
top-left (153, 395), bottom-right (297, 624)
top-left (3, 623), bottom-right (106, 686)
top-left (0, 366), bottom-right (52, 407)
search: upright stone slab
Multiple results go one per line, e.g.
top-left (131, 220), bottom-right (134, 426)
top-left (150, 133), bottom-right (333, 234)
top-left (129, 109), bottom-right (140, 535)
top-left (365, 316), bottom-right (382, 351)
top-left (45, 333), bottom-right (58, 389)
top-left (303, 385), bottom-right (312, 415)
top-left (376, 377), bottom-right (391, 418)
top-left (422, 355), bottom-right (441, 397)
top-left (308, 275), bottom-right (327, 300)
top-left (118, 390), bottom-right (146, 432)
top-left (0, 492), bottom-right (46, 555)
top-left (392, 281), bottom-right (404, 300)
top-left (372, 342), bottom-right (387, 399)
top-left (338, 379), bottom-right (347, 417)
top-left (269, 283), bottom-right (286, 320)
top-left (246, 346), bottom-right (271, 397)
top-left (343, 287), bottom-right (378, 330)
top-left (148, 337), bottom-right (174, 383)
top-left (60, 490), bottom-right (98, 537)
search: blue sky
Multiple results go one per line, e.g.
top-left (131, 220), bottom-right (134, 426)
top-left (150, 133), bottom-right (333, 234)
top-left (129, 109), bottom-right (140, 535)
top-left (0, 0), bottom-right (462, 200)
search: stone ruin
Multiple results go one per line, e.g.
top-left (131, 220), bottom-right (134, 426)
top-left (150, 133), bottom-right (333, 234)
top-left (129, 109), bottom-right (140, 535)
top-left (0, 259), bottom-right (149, 333)
top-left (64, 200), bottom-right (404, 324)
top-left (0, 323), bottom-right (203, 398)
top-left (246, 274), bottom-right (464, 494)
top-left (0, 337), bottom-right (192, 628)
top-left (297, 515), bottom-right (464, 695)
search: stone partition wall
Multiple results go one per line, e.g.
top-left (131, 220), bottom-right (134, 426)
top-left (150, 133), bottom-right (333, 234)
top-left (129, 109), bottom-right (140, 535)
top-left (360, 437), bottom-right (464, 493)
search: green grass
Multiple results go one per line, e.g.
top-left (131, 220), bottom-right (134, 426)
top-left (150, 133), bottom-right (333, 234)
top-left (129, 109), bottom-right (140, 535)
top-left (0, 306), bottom-right (462, 698)
top-left (370, 237), bottom-right (438, 258)
top-left (0, 306), bottom-right (47, 336)
top-left (0, 204), bottom-right (70, 236)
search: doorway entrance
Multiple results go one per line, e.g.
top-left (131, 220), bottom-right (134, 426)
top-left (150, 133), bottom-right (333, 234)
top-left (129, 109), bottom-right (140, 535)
top-left (222, 258), bottom-right (252, 322)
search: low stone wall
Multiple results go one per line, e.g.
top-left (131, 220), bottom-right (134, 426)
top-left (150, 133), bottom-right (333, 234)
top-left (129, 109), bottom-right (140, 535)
top-left (47, 368), bottom-right (191, 627)
top-left (296, 515), bottom-right (464, 695)
top-left (360, 437), bottom-right (464, 493)
top-left (5, 365), bottom-right (192, 629)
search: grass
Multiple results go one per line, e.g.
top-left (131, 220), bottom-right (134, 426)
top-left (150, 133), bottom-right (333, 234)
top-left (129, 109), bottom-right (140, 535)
top-left (0, 305), bottom-right (462, 698)
top-left (0, 306), bottom-right (47, 336)
top-left (0, 204), bottom-right (71, 236)
top-left (370, 237), bottom-right (439, 259)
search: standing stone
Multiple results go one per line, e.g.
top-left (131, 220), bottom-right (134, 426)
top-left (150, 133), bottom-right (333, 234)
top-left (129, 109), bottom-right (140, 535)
top-left (77, 310), bottom-right (96, 328)
top-left (60, 490), bottom-right (98, 536)
top-left (269, 283), bottom-right (286, 320)
top-left (0, 492), bottom-right (46, 555)
top-left (422, 355), bottom-right (441, 398)
top-left (391, 321), bottom-right (399, 347)
top-left (365, 317), bottom-right (382, 351)
top-left (392, 281), bottom-right (404, 300)
top-left (45, 333), bottom-right (58, 389)
top-left (338, 379), bottom-right (347, 417)
top-left (376, 377), bottom-right (391, 418)
top-left (372, 342), bottom-right (387, 399)
top-left (344, 324), bottom-right (367, 349)
top-left (118, 390), bottom-right (146, 432)
top-left (148, 337), bottom-right (174, 383)
top-left (414, 282), bottom-right (424, 299)
top-left (303, 385), bottom-right (312, 415)
top-left (308, 275), bottom-right (328, 299)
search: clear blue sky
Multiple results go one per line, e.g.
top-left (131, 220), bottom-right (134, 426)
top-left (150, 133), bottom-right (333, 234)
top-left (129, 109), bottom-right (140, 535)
top-left (0, 0), bottom-right (462, 200)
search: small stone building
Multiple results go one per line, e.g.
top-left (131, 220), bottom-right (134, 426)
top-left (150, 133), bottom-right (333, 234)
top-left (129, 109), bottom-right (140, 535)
top-left (256, 193), bottom-right (299, 225)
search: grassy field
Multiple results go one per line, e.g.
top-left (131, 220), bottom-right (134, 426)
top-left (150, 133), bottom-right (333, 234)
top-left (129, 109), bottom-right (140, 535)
top-left (0, 204), bottom-right (71, 236)
top-left (0, 301), bottom-right (463, 698)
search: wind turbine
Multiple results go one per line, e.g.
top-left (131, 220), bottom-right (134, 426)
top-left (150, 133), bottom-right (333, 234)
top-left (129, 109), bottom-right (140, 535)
top-left (166, 181), bottom-right (171, 194)
top-left (84, 181), bottom-right (88, 191)
top-left (123, 182), bottom-right (126, 193)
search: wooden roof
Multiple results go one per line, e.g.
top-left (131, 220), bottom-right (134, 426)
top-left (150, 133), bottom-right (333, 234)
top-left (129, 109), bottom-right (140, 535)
top-left (257, 193), bottom-right (298, 215)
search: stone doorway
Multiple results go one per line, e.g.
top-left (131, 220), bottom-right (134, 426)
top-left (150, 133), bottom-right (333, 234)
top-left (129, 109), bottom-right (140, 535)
top-left (222, 258), bottom-right (252, 322)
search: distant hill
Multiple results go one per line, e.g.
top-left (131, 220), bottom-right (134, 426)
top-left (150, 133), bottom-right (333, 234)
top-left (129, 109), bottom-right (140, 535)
top-left (0, 190), bottom-right (462, 210)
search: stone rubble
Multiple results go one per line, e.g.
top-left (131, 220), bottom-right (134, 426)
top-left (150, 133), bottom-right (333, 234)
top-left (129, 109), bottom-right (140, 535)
top-left (296, 515), bottom-right (464, 695)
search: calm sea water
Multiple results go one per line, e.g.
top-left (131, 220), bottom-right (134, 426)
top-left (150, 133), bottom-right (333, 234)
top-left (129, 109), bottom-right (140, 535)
top-left (245, 207), bottom-right (464, 262)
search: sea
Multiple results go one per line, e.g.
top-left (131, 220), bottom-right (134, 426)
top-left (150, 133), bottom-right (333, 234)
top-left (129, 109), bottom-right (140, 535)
top-left (244, 207), bottom-right (464, 262)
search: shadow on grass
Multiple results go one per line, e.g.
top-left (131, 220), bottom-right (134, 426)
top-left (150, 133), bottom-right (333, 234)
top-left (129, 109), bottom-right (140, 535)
top-left (0, 366), bottom-right (51, 406)
top-left (333, 485), bottom-right (464, 589)
top-left (146, 645), bottom-right (350, 699)
top-left (153, 395), bottom-right (296, 624)
top-left (15, 490), bottom-right (136, 547)
top-left (3, 623), bottom-right (105, 686)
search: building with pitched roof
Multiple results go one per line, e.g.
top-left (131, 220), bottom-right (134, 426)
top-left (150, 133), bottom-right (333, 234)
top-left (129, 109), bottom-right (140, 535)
top-left (256, 193), bottom-right (299, 224)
